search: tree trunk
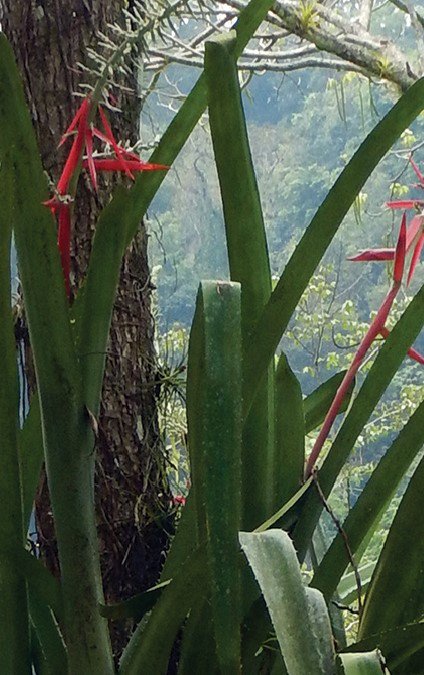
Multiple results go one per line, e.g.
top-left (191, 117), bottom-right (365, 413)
top-left (1, 0), bottom-right (172, 658)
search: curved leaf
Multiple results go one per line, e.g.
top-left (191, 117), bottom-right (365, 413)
top-left (205, 33), bottom-right (274, 529)
top-left (99, 581), bottom-right (168, 621)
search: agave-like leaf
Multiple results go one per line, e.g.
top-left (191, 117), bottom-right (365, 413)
top-left (240, 530), bottom-right (337, 675)
top-left (186, 280), bottom-right (242, 673)
top-left (205, 33), bottom-right (274, 529)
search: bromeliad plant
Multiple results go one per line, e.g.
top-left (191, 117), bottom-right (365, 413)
top-left (1, 5), bottom-right (424, 675)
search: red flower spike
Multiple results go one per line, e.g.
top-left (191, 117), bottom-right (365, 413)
top-left (98, 106), bottom-right (134, 179)
top-left (57, 98), bottom-right (91, 195)
top-left (348, 215), bottom-right (424, 278)
top-left (387, 200), bottom-right (424, 210)
top-left (409, 155), bottom-right (424, 188)
top-left (347, 248), bottom-right (395, 263)
top-left (393, 213), bottom-right (407, 284)
top-left (305, 283), bottom-right (400, 479)
top-left (57, 204), bottom-right (71, 298)
top-left (82, 158), bottom-right (169, 173)
top-left (58, 97), bottom-right (90, 147)
top-left (380, 326), bottom-right (424, 365)
top-left (44, 93), bottom-right (170, 301)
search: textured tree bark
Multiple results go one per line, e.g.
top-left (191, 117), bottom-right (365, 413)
top-left (1, 0), bottom-right (171, 658)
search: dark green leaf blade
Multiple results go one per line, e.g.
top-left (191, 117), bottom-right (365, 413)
top-left (274, 353), bottom-right (305, 505)
top-left (187, 281), bottom-right (242, 673)
top-left (119, 548), bottom-right (206, 675)
top-left (29, 590), bottom-right (67, 675)
top-left (205, 32), bottom-right (274, 529)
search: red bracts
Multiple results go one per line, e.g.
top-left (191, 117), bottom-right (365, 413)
top-left (43, 95), bottom-right (168, 297)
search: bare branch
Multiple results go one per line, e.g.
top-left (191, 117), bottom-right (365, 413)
top-left (358, 0), bottom-right (374, 29)
top-left (268, 0), bottom-right (416, 91)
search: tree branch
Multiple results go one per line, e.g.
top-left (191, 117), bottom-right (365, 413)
top-left (358, 0), bottom-right (374, 29)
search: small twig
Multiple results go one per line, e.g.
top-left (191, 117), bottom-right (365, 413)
top-left (331, 600), bottom-right (360, 616)
top-left (312, 468), bottom-right (363, 617)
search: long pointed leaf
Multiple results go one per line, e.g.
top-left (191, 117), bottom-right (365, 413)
top-left (274, 353), bottom-right (305, 506)
top-left (186, 280), bottom-right (242, 673)
top-left (119, 547), bottom-right (206, 674)
top-left (29, 590), bottom-right (67, 675)
top-left (205, 32), bottom-right (274, 529)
